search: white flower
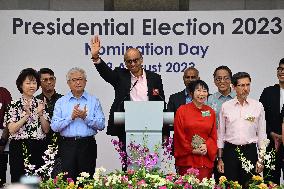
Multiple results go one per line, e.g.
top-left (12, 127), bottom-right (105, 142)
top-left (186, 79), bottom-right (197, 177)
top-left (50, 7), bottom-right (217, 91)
top-left (80, 172), bottom-right (90, 178)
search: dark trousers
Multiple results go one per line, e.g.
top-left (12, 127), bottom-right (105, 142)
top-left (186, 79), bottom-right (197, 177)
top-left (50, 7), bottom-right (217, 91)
top-left (9, 139), bottom-right (46, 183)
top-left (59, 136), bottom-right (97, 181)
top-left (263, 143), bottom-right (283, 185)
top-left (118, 134), bottom-right (127, 172)
top-left (223, 142), bottom-right (258, 188)
top-left (0, 152), bottom-right (8, 187)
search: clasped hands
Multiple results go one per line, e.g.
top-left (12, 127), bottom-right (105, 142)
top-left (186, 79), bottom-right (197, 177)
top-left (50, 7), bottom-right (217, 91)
top-left (23, 98), bottom-right (46, 117)
top-left (192, 143), bottom-right (207, 155)
top-left (71, 104), bottom-right (87, 120)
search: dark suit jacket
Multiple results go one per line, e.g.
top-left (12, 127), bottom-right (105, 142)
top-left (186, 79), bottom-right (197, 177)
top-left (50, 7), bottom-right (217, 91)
top-left (259, 84), bottom-right (282, 141)
top-left (162, 90), bottom-right (186, 137)
top-left (95, 60), bottom-right (165, 137)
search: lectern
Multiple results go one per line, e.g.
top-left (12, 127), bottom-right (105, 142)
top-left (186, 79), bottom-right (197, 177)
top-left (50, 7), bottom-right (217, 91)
top-left (114, 101), bottom-right (174, 169)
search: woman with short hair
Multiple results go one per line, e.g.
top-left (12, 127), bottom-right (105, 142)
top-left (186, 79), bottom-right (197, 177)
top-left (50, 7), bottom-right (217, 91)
top-left (4, 68), bottom-right (50, 182)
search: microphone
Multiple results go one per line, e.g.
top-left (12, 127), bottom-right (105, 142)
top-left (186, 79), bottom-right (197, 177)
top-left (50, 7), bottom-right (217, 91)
top-left (152, 88), bottom-right (167, 111)
top-left (117, 80), bottom-right (139, 112)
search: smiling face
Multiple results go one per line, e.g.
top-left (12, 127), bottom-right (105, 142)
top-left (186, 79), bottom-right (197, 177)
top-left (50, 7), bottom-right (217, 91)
top-left (192, 84), bottom-right (209, 105)
top-left (124, 48), bottom-right (143, 76)
top-left (67, 71), bottom-right (87, 95)
top-left (21, 76), bottom-right (38, 98)
top-left (214, 69), bottom-right (231, 94)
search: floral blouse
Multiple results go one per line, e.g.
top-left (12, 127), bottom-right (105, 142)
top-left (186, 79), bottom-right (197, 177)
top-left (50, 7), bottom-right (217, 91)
top-left (4, 96), bottom-right (50, 140)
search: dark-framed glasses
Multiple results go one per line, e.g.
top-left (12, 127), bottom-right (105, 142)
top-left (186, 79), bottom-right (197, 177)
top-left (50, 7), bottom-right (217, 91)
top-left (41, 76), bottom-right (56, 83)
top-left (236, 83), bottom-right (250, 88)
top-left (69, 77), bottom-right (85, 83)
top-left (124, 57), bottom-right (142, 65)
top-left (215, 76), bottom-right (230, 82)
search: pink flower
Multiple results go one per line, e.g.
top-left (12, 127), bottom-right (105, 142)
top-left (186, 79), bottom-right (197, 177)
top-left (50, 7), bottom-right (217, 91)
top-left (186, 168), bottom-right (199, 176)
top-left (137, 180), bottom-right (146, 186)
top-left (127, 169), bottom-right (135, 175)
top-left (67, 178), bottom-right (73, 183)
top-left (53, 176), bottom-right (58, 184)
top-left (159, 186), bottom-right (167, 189)
top-left (166, 175), bottom-right (173, 181)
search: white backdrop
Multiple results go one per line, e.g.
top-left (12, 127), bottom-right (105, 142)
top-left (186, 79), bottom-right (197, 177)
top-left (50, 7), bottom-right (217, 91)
top-left (0, 10), bottom-right (284, 172)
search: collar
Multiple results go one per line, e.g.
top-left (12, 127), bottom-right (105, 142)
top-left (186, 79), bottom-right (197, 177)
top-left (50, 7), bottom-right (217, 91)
top-left (130, 69), bottom-right (146, 79)
top-left (68, 91), bottom-right (88, 100)
top-left (233, 96), bottom-right (250, 105)
top-left (215, 89), bottom-right (236, 99)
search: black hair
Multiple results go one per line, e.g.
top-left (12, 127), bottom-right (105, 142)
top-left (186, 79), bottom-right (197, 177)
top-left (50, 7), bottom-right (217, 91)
top-left (231, 72), bottom-right (251, 87)
top-left (16, 68), bottom-right (40, 94)
top-left (279, 58), bottom-right (284, 67)
top-left (213, 65), bottom-right (232, 79)
top-left (38, 68), bottom-right (54, 76)
top-left (187, 80), bottom-right (209, 95)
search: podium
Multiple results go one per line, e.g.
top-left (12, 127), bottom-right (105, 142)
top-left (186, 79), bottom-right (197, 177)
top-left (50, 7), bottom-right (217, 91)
top-left (114, 101), bottom-right (174, 169)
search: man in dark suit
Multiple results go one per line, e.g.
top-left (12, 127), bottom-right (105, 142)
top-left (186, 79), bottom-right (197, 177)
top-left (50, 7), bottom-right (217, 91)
top-left (259, 58), bottom-right (284, 184)
top-left (90, 35), bottom-right (165, 170)
top-left (162, 67), bottom-right (199, 139)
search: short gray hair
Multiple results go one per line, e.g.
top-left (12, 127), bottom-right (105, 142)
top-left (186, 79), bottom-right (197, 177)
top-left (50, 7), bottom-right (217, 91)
top-left (66, 67), bottom-right (87, 81)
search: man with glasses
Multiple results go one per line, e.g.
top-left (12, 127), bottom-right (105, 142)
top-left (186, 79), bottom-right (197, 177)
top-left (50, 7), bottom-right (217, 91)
top-left (90, 35), bottom-right (165, 171)
top-left (51, 67), bottom-right (105, 180)
top-left (162, 67), bottom-right (199, 141)
top-left (217, 72), bottom-right (266, 187)
top-left (259, 58), bottom-right (284, 184)
top-left (36, 68), bottom-right (63, 146)
top-left (207, 66), bottom-right (235, 181)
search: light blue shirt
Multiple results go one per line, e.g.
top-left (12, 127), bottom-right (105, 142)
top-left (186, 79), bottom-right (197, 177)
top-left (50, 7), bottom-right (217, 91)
top-left (207, 90), bottom-right (236, 127)
top-left (51, 91), bottom-right (105, 137)
top-left (185, 89), bottom-right (192, 104)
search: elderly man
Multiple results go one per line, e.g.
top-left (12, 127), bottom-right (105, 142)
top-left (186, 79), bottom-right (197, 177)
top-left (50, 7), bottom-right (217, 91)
top-left (51, 67), bottom-right (105, 180)
top-left (90, 35), bottom-right (165, 171)
top-left (217, 72), bottom-right (266, 187)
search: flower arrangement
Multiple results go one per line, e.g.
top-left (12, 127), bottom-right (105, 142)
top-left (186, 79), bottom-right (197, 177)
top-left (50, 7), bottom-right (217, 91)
top-left (23, 135), bottom-right (58, 178)
top-left (38, 136), bottom-right (284, 189)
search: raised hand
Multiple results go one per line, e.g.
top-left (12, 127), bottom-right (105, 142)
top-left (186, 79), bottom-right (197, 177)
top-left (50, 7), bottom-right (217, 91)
top-left (23, 99), bottom-right (31, 117)
top-left (90, 35), bottom-right (101, 59)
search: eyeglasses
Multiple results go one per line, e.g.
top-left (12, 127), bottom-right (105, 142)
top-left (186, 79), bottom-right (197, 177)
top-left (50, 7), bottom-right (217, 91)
top-left (69, 78), bottom-right (85, 83)
top-left (236, 83), bottom-right (250, 88)
top-left (124, 57), bottom-right (142, 65)
top-left (41, 76), bottom-right (56, 83)
top-left (277, 67), bottom-right (284, 73)
top-left (215, 76), bottom-right (230, 82)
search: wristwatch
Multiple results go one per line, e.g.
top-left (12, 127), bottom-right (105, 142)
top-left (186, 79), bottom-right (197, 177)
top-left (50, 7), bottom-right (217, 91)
top-left (217, 157), bottom-right (223, 161)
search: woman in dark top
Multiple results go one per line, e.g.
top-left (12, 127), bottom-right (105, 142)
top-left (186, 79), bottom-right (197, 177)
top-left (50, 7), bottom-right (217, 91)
top-left (4, 68), bottom-right (50, 182)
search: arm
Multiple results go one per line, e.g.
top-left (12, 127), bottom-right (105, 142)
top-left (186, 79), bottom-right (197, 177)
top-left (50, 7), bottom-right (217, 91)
top-left (84, 98), bottom-right (105, 131)
top-left (174, 108), bottom-right (193, 158)
top-left (91, 35), bottom-right (118, 86)
top-left (217, 105), bottom-right (226, 173)
top-left (205, 110), bottom-right (217, 161)
top-left (51, 99), bottom-right (73, 132)
top-left (8, 115), bottom-right (29, 134)
top-left (259, 89), bottom-right (273, 139)
top-left (257, 105), bottom-right (267, 149)
top-left (37, 98), bottom-right (50, 134)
